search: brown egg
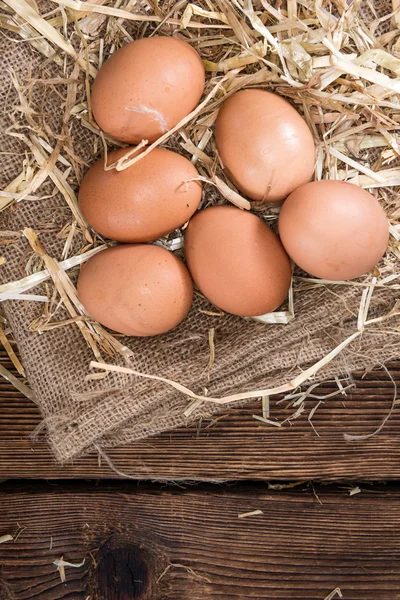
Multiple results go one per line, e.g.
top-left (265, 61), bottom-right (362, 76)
top-left (184, 205), bottom-right (291, 316)
top-left (91, 36), bottom-right (205, 144)
top-left (79, 147), bottom-right (202, 243)
top-left (77, 244), bottom-right (193, 336)
top-left (215, 89), bottom-right (315, 202)
top-left (278, 180), bottom-right (389, 281)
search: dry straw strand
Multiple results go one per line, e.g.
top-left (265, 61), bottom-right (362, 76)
top-left (90, 330), bottom-right (362, 406)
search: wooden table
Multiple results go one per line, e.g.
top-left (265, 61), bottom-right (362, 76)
top-left (2, 481), bottom-right (400, 600)
top-left (1, 350), bottom-right (400, 599)
top-left (1, 349), bottom-right (400, 481)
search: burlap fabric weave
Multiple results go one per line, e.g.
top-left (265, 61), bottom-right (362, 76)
top-left (1, 5), bottom-right (399, 463)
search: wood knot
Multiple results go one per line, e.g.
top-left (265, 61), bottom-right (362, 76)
top-left (96, 545), bottom-right (151, 599)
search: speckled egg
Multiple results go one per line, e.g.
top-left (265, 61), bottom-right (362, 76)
top-left (278, 180), bottom-right (389, 280)
top-left (77, 244), bottom-right (193, 336)
top-left (184, 205), bottom-right (292, 316)
top-left (79, 147), bottom-right (202, 243)
top-left (215, 89), bottom-right (315, 202)
top-left (91, 36), bottom-right (205, 144)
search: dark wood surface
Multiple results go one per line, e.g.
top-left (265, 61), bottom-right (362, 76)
top-left (1, 481), bottom-right (400, 600)
top-left (1, 350), bottom-right (400, 481)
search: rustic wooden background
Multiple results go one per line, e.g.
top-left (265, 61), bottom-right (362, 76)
top-left (1, 481), bottom-right (400, 600)
top-left (1, 351), bottom-right (400, 599)
top-left (1, 350), bottom-right (399, 480)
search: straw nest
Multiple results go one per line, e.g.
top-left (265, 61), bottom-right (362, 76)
top-left (0, 0), bottom-right (399, 407)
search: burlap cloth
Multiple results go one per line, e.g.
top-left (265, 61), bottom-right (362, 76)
top-left (1, 5), bottom-right (399, 464)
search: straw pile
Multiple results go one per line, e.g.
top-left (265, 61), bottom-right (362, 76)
top-left (0, 0), bottom-right (399, 463)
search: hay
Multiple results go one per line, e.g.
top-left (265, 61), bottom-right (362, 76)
top-left (324, 588), bottom-right (343, 600)
top-left (238, 509), bottom-right (264, 518)
top-left (53, 556), bottom-right (85, 583)
top-left (89, 330), bottom-right (363, 404)
top-left (0, 0), bottom-right (399, 462)
top-left (0, 535), bottom-right (13, 545)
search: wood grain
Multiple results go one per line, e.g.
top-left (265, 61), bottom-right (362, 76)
top-left (1, 482), bottom-right (400, 600)
top-left (1, 350), bottom-right (400, 480)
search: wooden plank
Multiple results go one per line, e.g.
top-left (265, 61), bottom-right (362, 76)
top-left (1, 350), bottom-right (400, 480)
top-left (1, 482), bottom-right (400, 599)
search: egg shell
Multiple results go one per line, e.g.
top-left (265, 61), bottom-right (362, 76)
top-left (79, 147), bottom-right (202, 243)
top-left (91, 36), bottom-right (205, 144)
top-left (278, 180), bottom-right (389, 281)
top-left (184, 205), bottom-right (291, 316)
top-left (77, 244), bottom-right (193, 336)
top-left (215, 89), bottom-right (315, 202)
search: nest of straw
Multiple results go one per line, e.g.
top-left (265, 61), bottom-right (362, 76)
top-left (0, 0), bottom-right (399, 459)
